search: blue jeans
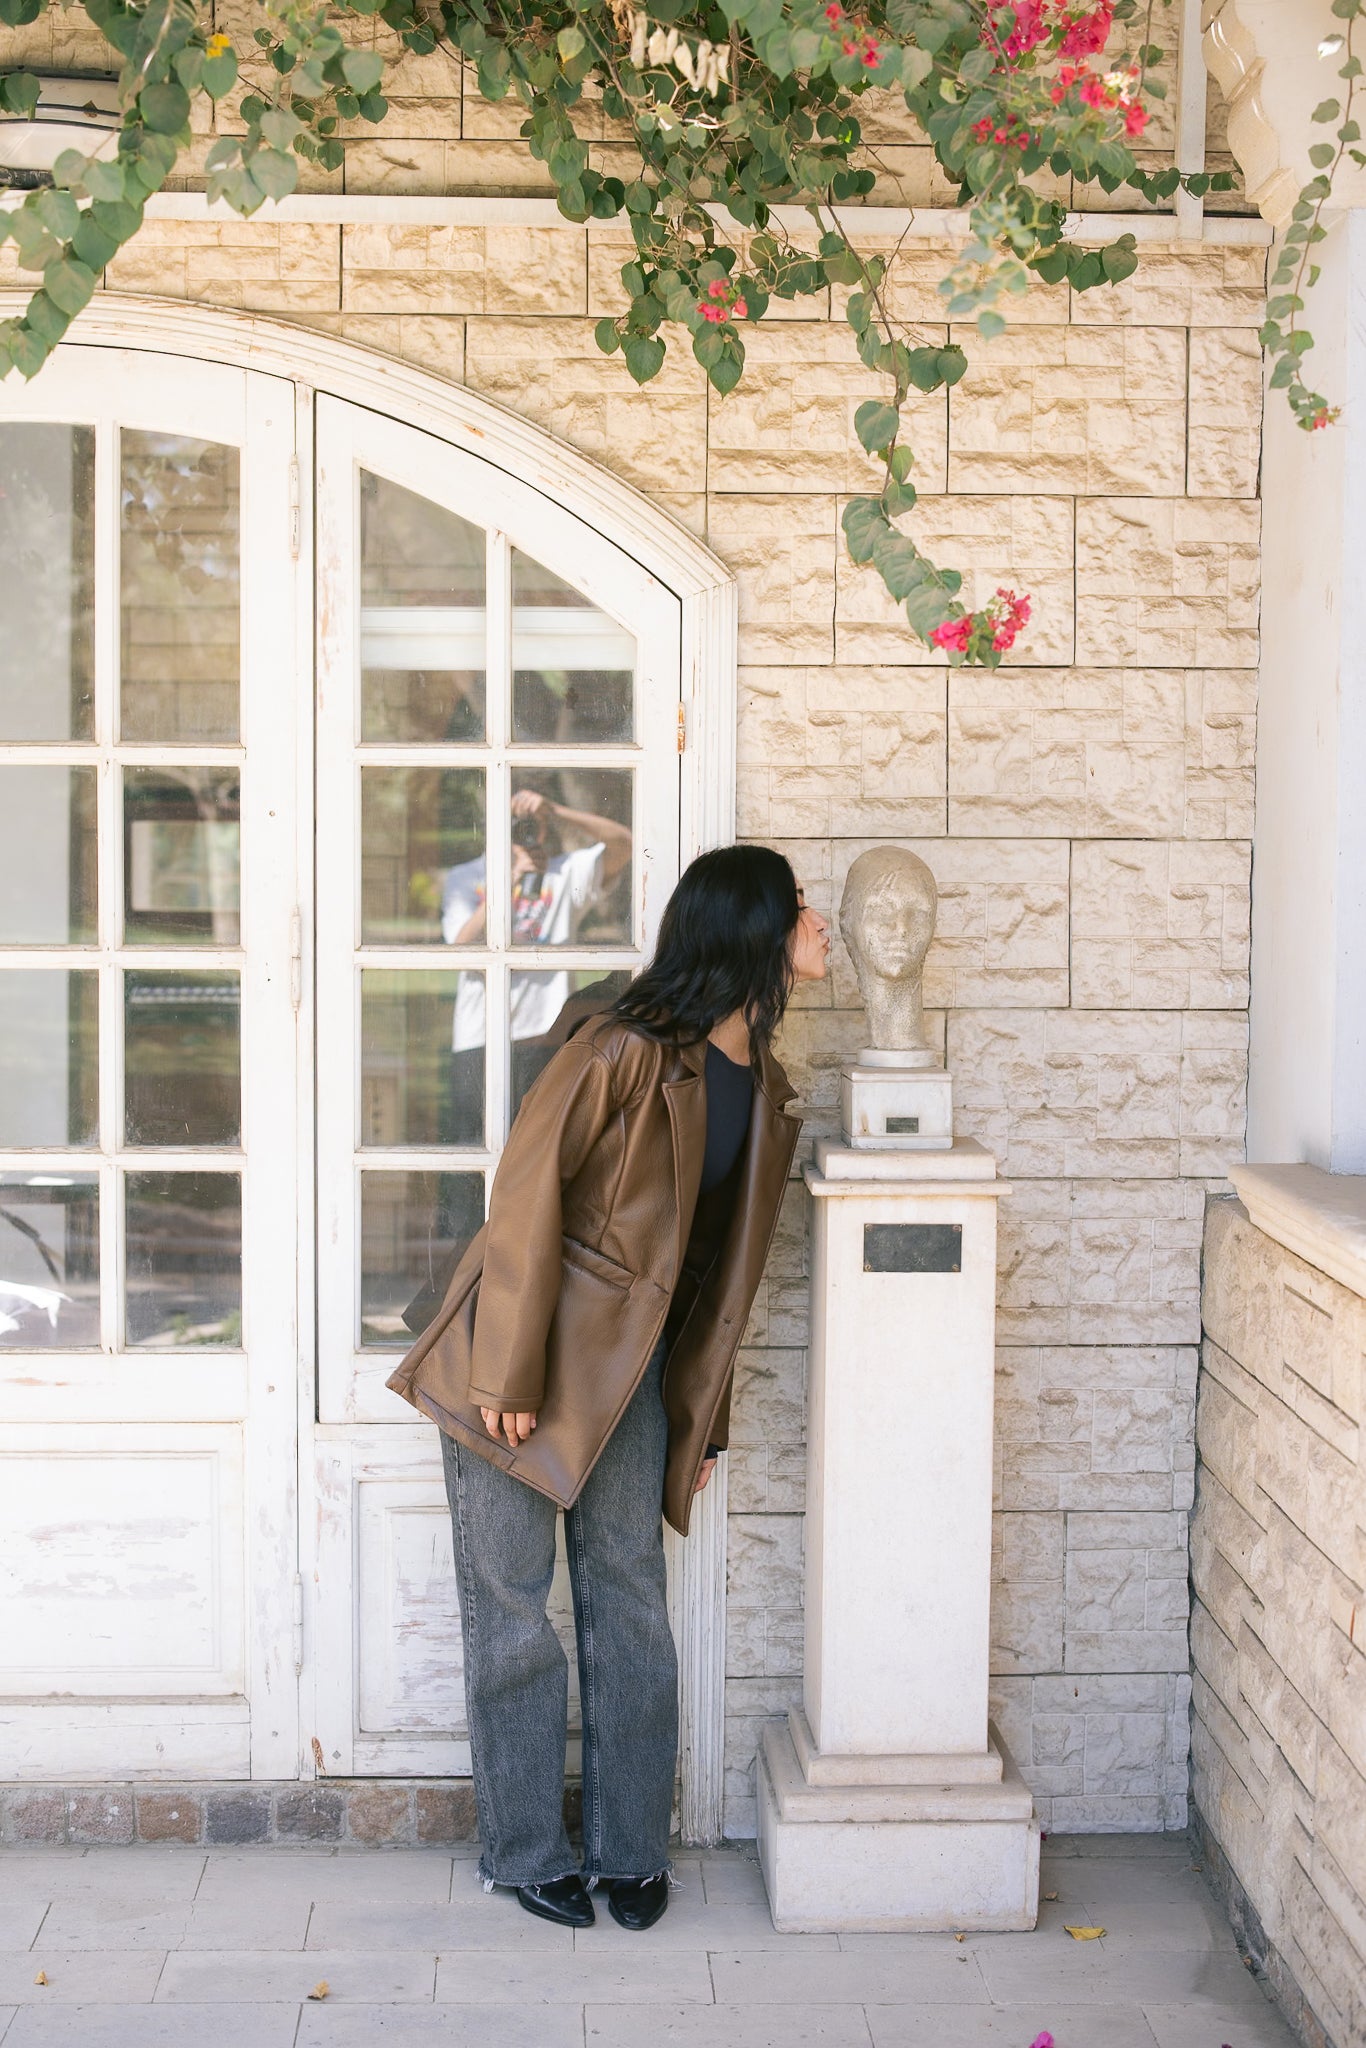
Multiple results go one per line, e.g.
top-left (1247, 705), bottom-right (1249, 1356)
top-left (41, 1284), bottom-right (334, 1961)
top-left (440, 1335), bottom-right (677, 1888)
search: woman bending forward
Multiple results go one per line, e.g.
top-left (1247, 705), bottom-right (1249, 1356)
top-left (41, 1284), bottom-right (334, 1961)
top-left (387, 845), bottom-right (830, 1932)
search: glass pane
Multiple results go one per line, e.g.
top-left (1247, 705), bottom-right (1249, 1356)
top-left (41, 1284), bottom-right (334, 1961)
top-left (361, 472), bottom-right (486, 742)
top-left (360, 1169), bottom-right (484, 1348)
top-left (361, 970), bottom-right (483, 1148)
top-left (124, 1170), bottom-right (241, 1348)
top-left (0, 971), bottom-right (98, 1147)
top-left (0, 1171), bottom-right (99, 1349)
top-left (511, 551), bottom-right (634, 744)
top-left (0, 424), bottom-right (95, 741)
top-left (123, 767), bottom-right (240, 947)
top-left (124, 971), bottom-right (240, 1148)
top-left (360, 767), bottom-right (484, 947)
top-left (120, 430), bottom-right (241, 743)
top-left (509, 968), bottom-right (632, 1122)
top-left (504, 770), bottom-right (633, 949)
top-left (0, 766), bottom-right (97, 945)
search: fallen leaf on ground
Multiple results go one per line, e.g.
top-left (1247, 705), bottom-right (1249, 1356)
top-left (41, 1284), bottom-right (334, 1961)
top-left (1064, 1924), bottom-right (1105, 1940)
top-left (33, 1971), bottom-right (47, 1986)
top-left (308, 1981), bottom-right (330, 2000)
top-left (954, 1932), bottom-right (965, 1942)
top-left (1043, 1891), bottom-right (1059, 1901)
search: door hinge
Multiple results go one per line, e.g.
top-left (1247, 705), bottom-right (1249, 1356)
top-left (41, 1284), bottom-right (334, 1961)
top-left (677, 702), bottom-right (687, 753)
top-left (288, 454), bottom-right (301, 561)
top-left (292, 1572), bottom-right (304, 1677)
top-left (289, 907), bottom-right (303, 1013)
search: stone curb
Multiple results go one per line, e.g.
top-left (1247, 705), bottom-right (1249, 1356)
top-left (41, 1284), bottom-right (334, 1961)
top-left (0, 1780), bottom-right (557, 1848)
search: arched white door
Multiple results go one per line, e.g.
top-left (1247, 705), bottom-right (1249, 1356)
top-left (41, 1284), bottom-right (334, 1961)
top-left (0, 321), bottom-right (725, 1807)
top-left (307, 393), bottom-right (683, 1777)
top-left (0, 350), bottom-right (303, 1778)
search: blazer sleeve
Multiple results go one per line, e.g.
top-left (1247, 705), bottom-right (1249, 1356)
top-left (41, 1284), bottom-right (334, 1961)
top-left (466, 1034), bottom-right (617, 1411)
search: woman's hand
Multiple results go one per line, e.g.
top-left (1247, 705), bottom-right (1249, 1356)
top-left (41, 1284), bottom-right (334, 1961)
top-left (694, 1455), bottom-right (717, 1495)
top-left (481, 1407), bottom-right (537, 1449)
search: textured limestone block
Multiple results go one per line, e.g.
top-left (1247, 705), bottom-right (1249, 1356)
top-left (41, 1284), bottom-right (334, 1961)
top-left (824, 835), bottom-right (1070, 1009)
top-left (737, 666), bottom-right (946, 837)
top-left (948, 1008), bottom-right (1232, 1182)
top-left (729, 1346), bottom-right (806, 1453)
top-left (707, 494), bottom-right (839, 664)
top-left (949, 326), bottom-right (1187, 497)
top-left (1178, 1009), bottom-right (1248, 1177)
top-left (341, 140), bottom-right (455, 194)
top-left (951, 667), bottom-right (1169, 839)
top-left (1068, 243), bottom-right (1267, 328)
top-left (341, 224), bottom-right (585, 315)
top-left (1183, 669), bottom-right (1257, 837)
top-left (463, 315), bottom-right (706, 495)
top-left (995, 1178), bottom-right (1205, 1350)
top-left (105, 222), bottom-right (341, 313)
top-left (947, 664), bottom-right (1253, 839)
top-left (991, 1576), bottom-right (1065, 1676)
top-left (708, 323), bottom-right (950, 494)
top-left (836, 495), bottom-right (1075, 666)
top-left (291, 311), bottom-right (466, 386)
top-left (1076, 497), bottom-right (1261, 668)
top-left (1070, 838), bottom-right (1251, 1009)
top-left (1188, 330), bottom-right (1264, 498)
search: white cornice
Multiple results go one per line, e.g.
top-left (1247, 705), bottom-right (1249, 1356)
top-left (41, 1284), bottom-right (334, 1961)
top-left (1203, 0), bottom-right (1366, 225)
top-left (0, 188), bottom-right (1272, 243)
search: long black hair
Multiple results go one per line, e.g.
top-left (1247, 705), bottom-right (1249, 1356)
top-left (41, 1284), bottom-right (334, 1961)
top-left (611, 844), bottom-right (800, 1050)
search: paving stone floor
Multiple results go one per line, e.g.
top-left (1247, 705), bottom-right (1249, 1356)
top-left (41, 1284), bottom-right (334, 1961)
top-left (0, 1831), bottom-right (1297, 2048)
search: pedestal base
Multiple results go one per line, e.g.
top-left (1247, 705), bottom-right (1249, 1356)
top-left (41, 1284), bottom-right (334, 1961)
top-left (757, 1713), bottom-right (1041, 1933)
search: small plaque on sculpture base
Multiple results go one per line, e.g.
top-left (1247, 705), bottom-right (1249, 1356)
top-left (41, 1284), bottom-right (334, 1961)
top-left (841, 1054), bottom-right (953, 1151)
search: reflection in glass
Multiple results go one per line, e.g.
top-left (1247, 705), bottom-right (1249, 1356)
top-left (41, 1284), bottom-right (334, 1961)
top-left (120, 430), bottom-right (241, 743)
top-left (123, 767), bottom-right (240, 947)
top-left (361, 767), bottom-right (484, 947)
top-left (0, 767), bottom-right (98, 945)
top-left (124, 1171), bottom-right (242, 1347)
top-left (360, 1169), bottom-right (484, 1348)
top-left (0, 1172), bottom-right (99, 1348)
top-left (503, 770), bottom-right (633, 950)
top-left (0, 971), bottom-right (98, 1147)
top-left (361, 472), bottom-right (487, 743)
top-left (361, 970), bottom-right (482, 1148)
top-left (511, 550), bottom-right (634, 744)
top-left (0, 424), bottom-right (95, 742)
top-left (508, 969), bottom-right (633, 1122)
top-left (124, 972), bottom-right (241, 1148)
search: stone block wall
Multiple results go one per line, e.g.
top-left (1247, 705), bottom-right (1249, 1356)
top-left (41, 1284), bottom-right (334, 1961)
top-left (0, 8), bottom-right (1265, 1837)
top-left (1192, 1199), bottom-right (1366, 2048)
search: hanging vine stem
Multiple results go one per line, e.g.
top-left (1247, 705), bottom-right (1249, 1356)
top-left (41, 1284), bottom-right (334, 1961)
top-left (1261, 0), bottom-right (1363, 430)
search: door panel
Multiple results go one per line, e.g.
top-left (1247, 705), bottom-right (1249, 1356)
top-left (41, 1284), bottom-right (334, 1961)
top-left (309, 394), bottom-right (681, 1774)
top-left (0, 351), bottom-right (303, 1779)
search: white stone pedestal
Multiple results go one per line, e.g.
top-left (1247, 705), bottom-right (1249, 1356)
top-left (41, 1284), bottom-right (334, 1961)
top-left (757, 1132), bottom-right (1040, 1932)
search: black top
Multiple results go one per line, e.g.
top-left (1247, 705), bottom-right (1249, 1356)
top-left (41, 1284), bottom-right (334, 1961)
top-left (700, 1040), bottom-right (755, 1193)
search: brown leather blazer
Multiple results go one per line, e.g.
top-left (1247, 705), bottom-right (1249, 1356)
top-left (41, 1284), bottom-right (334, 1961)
top-left (385, 1012), bottom-right (802, 1535)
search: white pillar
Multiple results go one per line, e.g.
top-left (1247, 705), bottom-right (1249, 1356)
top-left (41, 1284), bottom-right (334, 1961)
top-left (757, 1067), bottom-right (1039, 1932)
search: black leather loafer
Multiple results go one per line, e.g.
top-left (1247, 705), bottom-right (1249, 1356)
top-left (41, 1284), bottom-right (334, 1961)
top-left (516, 1874), bottom-right (595, 1928)
top-left (606, 1872), bottom-right (670, 1931)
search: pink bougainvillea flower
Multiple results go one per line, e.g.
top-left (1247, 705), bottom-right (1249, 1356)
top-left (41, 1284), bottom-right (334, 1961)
top-left (1059, 0), bottom-right (1113, 56)
top-left (825, 1), bottom-right (843, 17)
top-left (1027, 2034), bottom-right (1055, 2048)
top-left (732, 299), bottom-right (748, 318)
top-left (931, 615), bottom-right (973, 653)
top-left (1124, 101), bottom-right (1148, 135)
top-left (862, 41), bottom-right (880, 63)
top-left (707, 277), bottom-right (729, 298)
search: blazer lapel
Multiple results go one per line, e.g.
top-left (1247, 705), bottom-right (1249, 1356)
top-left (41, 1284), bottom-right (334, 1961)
top-left (663, 1038), bottom-right (708, 1281)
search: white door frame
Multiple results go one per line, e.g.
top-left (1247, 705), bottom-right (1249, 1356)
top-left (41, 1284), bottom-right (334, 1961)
top-left (1, 295), bottom-right (739, 1841)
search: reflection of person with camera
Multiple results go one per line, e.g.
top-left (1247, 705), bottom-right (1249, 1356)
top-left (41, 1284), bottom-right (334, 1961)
top-left (439, 788), bottom-right (634, 1125)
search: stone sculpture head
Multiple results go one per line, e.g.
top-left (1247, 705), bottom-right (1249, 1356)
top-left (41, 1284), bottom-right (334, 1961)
top-left (838, 846), bottom-right (938, 1060)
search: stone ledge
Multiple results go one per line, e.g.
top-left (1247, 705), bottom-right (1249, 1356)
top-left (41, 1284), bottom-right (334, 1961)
top-left (1229, 1163), bottom-right (1366, 1300)
top-left (0, 1780), bottom-right (537, 1847)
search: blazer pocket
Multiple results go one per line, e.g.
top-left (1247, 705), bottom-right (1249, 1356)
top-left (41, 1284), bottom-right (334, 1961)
top-left (561, 1233), bottom-right (634, 1291)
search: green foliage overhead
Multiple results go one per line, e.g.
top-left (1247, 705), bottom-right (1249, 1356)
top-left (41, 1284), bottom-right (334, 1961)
top-left (0, 0), bottom-right (1336, 663)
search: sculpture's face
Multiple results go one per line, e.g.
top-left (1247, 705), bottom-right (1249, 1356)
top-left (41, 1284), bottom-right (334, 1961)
top-left (857, 878), bottom-right (936, 981)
